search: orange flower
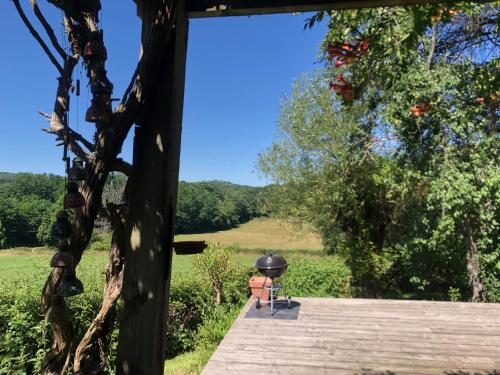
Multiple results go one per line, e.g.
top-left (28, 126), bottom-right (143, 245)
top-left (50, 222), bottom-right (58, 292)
top-left (476, 97), bottom-right (485, 105)
top-left (341, 42), bottom-right (354, 52)
top-left (355, 40), bottom-right (370, 56)
top-left (335, 58), bottom-right (347, 68)
top-left (327, 44), bottom-right (344, 59)
top-left (336, 74), bottom-right (349, 85)
top-left (335, 56), bottom-right (355, 67)
top-left (342, 91), bottom-right (355, 102)
top-left (329, 82), bottom-right (343, 94)
top-left (448, 9), bottom-right (460, 15)
top-left (431, 8), bottom-right (444, 23)
top-left (410, 102), bottom-right (431, 116)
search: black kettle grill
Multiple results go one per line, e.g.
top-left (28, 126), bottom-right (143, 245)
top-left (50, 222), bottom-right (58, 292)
top-left (255, 254), bottom-right (292, 315)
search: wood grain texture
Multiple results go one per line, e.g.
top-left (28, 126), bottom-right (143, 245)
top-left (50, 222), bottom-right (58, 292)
top-left (201, 297), bottom-right (500, 375)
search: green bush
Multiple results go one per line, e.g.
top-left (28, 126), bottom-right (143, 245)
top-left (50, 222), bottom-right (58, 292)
top-left (280, 255), bottom-right (352, 297)
top-left (0, 284), bottom-right (48, 374)
top-left (193, 243), bottom-right (249, 305)
top-left (165, 276), bottom-right (213, 357)
top-left (195, 305), bottom-right (241, 352)
top-left (86, 231), bottom-right (112, 252)
top-left (0, 271), bottom-right (228, 372)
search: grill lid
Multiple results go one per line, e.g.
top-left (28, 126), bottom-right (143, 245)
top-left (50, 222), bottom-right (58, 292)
top-left (255, 254), bottom-right (288, 270)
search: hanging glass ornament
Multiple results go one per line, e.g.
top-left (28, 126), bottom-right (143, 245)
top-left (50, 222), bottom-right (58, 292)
top-left (51, 211), bottom-right (73, 240)
top-left (57, 266), bottom-right (84, 297)
top-left (84, 31), bottom-right (107, 62)
top-left (68, 157), bottom-right (87, 182)
top-left (85, 97), bottom-right (111, 123)
top-left (90, 77), bottom-right (113, 96)
top-left (64, 182), bottom-right (85, 209)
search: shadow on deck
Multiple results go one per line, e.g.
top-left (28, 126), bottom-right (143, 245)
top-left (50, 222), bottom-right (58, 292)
top-left (202, 297), bottom-right (500, 375)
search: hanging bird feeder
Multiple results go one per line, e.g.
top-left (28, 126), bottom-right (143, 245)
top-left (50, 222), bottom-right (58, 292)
top-left (58, 266), bottom-right (84, 297)
top-left (68, 157), bottom-right (87, 182)
top-left (173, 241), bottom-right (207, 255)
top-left (50, 241), bottom-right (75, 268)
top-left (84, 31), bottom-right (107, 62)
top-left (51, 211), bottom-right (73, 240)
top-left (64, 182), bottom-right (85, 209)
top-left (49, 224), bottom-right (83, 298)
top-left (85, 97), bottom-right (111, 123)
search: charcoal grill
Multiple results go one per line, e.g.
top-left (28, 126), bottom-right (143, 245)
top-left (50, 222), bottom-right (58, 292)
top-left (255, 254), bottom-right (292, 315)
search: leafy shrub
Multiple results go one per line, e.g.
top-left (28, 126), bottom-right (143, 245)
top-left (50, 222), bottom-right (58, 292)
top-left (0, 284), bottom-right (48, 374)
top-left (165, 276), bottom-right (212, 357)
top-left (0, 269), bottom-right (224, 372)
top-left (87, 232), bottom-right (112, 252)
top-left (195, 305), bottom-right (241, 352)
top-left (192, 243), bottom-right (249, 305)
top-left (280, 255), bottom-right (352, 297)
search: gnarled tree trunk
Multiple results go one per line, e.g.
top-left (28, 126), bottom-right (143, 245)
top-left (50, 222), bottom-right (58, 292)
top-left (464, 216), bottom-right (485, 302)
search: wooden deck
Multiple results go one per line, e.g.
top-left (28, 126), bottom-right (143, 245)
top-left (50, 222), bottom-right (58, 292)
top-left (202, 297), bottom-right (500, 375)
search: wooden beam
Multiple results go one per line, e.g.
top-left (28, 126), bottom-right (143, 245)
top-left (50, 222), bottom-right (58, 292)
top-left (187, 0), bottom-right (456, 18)
top-left (116, 1), bottom-right (189, 374)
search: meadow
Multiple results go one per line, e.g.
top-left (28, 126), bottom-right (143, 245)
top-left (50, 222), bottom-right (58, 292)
top-left (0, 218), bottom-right (326, 374)
top-left (0, 218), bottom-right (322, 286)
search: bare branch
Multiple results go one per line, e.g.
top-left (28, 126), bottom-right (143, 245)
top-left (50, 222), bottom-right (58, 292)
top-left (42, 126), bottom-right (93, 160)
top-left (110, 158), bottom-right (132, 176)
top-left (68, 127), bottom-right (95, 152)
top-left (30, 0), bottom-right (67, 60)
top-left (427, 23), bottom-right (438, 70)
top-left (38, 111), bottom-right (51, 120)
top-left (12, 0), bottom-right (64, 75)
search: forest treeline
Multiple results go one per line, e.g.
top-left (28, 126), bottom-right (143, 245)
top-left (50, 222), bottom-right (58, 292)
top-left (0, 172), bottom-right (267, 248)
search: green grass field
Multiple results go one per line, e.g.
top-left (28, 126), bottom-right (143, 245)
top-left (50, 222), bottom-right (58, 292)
top-left (175, 217), bottom-right (322, 251)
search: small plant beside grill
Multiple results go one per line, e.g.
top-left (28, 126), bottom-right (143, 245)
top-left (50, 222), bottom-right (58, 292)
top-left (254, 254), bottom-right (292, 315)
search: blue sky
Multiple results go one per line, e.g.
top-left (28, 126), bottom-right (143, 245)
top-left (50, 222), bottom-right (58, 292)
top-left (0, 2), bottom-right (327, 186)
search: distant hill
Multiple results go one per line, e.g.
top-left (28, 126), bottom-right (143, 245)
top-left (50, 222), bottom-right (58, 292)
top-left (0, 172), bottom-right (19, 184)
top-left (176, 180), bottom-right (268, 233)
top-left (0, 172), bottom-right (270, 248)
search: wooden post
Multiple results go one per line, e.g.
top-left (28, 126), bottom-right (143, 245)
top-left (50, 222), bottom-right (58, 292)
top-left (116, 1), bottom-right (189, 374)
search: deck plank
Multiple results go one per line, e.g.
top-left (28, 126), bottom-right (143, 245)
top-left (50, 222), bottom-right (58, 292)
top-left (201, 297), bottom-right (500, 375)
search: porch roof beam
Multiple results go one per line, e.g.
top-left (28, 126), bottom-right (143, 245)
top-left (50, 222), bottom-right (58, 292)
top-left (187, 0), bottom-right (452, 18)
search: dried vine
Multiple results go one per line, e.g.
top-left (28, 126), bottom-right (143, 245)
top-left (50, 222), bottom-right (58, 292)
top-left (12, 0), bottom-right (178, 373)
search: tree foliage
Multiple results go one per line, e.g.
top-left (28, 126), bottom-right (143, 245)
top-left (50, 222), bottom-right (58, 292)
top-left (260, 3), bottom-right (499, 300)
top-left (0, 173), bottom-right (64, 248)
top-left (176, 181), bottom-right (265, 233)
top-left (0, 173), bottom-right (266, 249)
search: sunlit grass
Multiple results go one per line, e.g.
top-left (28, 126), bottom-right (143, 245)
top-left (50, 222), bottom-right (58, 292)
top-left (0, 218), bottom-right (322, 285)
top-left (175, 217), bottom-right (322, 251)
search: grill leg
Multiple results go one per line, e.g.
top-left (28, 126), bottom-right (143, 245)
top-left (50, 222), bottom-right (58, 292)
top-left (270, 282), bottom-right (274, 316)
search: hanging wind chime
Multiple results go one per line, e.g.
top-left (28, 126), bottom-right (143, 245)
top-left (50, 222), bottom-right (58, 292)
top-left (51, 140), bottom-right (87, 297)
top-left (47, 20), bottom-right (103, 298)
top-left (84, 30), bottom-right (113, 124)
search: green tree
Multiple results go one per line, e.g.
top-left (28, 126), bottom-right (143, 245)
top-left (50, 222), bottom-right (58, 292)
top-left (263, 3), bottom-right (499, 300)
top-left (0, 219), bottom-right (6, 248)
top-left (192, 243), bottom-right (238, 305)
top-left (319, 3), bottom-right (498, 301)
top-left (259, 71), bottom-right (400, 292)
